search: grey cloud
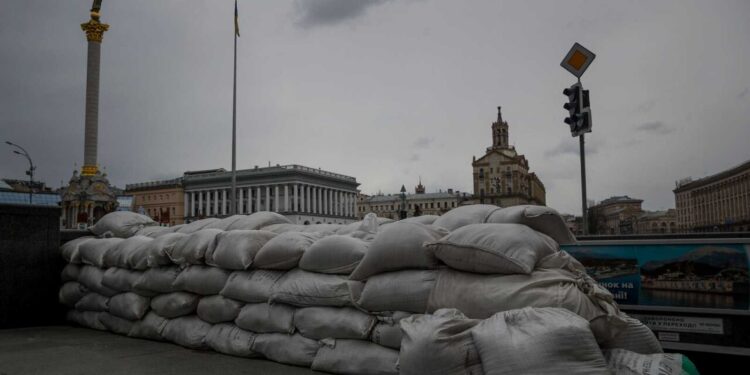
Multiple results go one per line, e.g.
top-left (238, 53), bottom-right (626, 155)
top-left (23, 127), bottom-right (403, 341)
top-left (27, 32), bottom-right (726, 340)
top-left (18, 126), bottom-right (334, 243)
top-left (544, 140), bottom-right (598, 158)
top-left (409, 153), bottom-right (420, 162)
top-left (636, 121), bottom-right (673, 135)
top-left (739, 88), bottom-right (749, 99)
top-left (412, 136), bottom-right (434, 149)
top-left (294, 0), bottom-right (389, 28)
top-left (637, 100), bottom-right (655, 113)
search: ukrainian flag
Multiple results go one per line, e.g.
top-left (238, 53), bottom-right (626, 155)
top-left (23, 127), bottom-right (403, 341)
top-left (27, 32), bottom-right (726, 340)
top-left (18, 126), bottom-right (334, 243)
top-left (235, 0), bottom-right (240, 37)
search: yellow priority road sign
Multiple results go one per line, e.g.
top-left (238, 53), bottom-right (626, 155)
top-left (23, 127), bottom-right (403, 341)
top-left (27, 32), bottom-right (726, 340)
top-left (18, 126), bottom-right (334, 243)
top-left (561, 43), bottom-right (595, 78)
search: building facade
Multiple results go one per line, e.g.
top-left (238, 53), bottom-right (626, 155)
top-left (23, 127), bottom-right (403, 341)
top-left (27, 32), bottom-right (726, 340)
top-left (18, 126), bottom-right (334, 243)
top-left (635, 209), bottom-right (678, 234)
top-left (472, 107), bottom-right (546, 207)
top-left (358, 181), bottom-right (472, 220)
top-left (183, 165), bottom-right (360, 225)
top-left (125, 178), bottom-right (185, 226)
top-left (674, 160), bottom-right (750, 232)
top-left (589, 196), bottom-right (644, 235)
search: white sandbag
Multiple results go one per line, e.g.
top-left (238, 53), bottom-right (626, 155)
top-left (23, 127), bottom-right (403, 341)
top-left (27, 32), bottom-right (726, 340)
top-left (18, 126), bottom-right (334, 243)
top-left (59, 281), bottom-right (88, 307)
top-left (205, 323), bottom-right (259, 357)
top-left (251, 333), bottom-right (321, 367)
top-left (162, 316), bottom-right (212, 349)
top-left (399, 215), bottom-right (439, 225)
top-left (399, 309), bottom-right (483, 375)
top-left (91, 211), bottom-right (157, 238)
top-left (196, 295), bottom-right (243, 323)
top-left (269, 269), bottom-right (356, 308)
top-left (537, 250), bottom-right (586, 273)
top-left (226, 211), bottom-right (292, 230)
top-left (75, 293), bottom-right (109, 312)
top-left (431, 204), bottom-right (501, 231)
top-left (425, 223), bottom-right (559, 275)
top-left (235, 303), bottom-right (295, 334)
top-left (176, 218), bottom-right (221, 234)
top-left (260, 223), bottom-right (306, 234)
top-left (133, 266), bottom-right (182, 293)
top-left (172, 265), bottom-right (231, 295)
top-left (604, 349), bottom-right (684, 375)
top-left (61, 263), bottom-right (81, 282)
top-left (102, 268), bottom-right (144, 293)
top-left (294, 306), bottom-right (376, 340)
top-left (135, 226), bottom-right (172, 238)
top-left (253, 232), bottom-right (322, 270)
top-left (336, 214), bottom-right (378, 236)
top-left (312, 339), bottom-right (399, 375)
top-left (128, 311), bottom-right (168, 341)
top-left (471, 307), bottom-right (608, 375)
top-left (220, 270), bottom-right (285, 303)
top-left (355, 270), bottom-right (437, 313)
top-left (61, 236), bottom-right (95, 264)
top-left (485, 205), bottom-right (577, 245)
top-left (370, 312), bottom-right (412, 349)
top-left (78, 265), bottom-right (118, 297)
top-left (591, 314), bottom-right (663, 354)
top-left (168, 228), bottom-right (223, 266)
top-left (427, 268), bottom-right (606, 320)
top-left (298, 235), bottom-right (369, 274)
top-left (67, 310), bottom-right (107, 331)
top-left (204, 230), bottom-right (277, 270)
top-left (349, 222), bottom-right (448, 281)
top-left (203, 215), bottom-right (246, 230)
top-left (79, 238), bottom-right (124, 268)
top-left (109, 292), bottom-right (150, 321)
top-left (150, 292), bottom-right (200, 318)
top-left (140, 232), bottom-right (188, 268)
top-left (103, 235), bottom-right (153, 269)
top-left (99, 312), bottom-right (135, 335)
top-left (298, 224), bottom-right (344, 234)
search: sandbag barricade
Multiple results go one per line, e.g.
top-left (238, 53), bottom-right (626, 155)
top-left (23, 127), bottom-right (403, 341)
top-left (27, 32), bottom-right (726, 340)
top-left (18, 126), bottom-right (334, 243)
top-left (60, 210), bottom-right (676, 374)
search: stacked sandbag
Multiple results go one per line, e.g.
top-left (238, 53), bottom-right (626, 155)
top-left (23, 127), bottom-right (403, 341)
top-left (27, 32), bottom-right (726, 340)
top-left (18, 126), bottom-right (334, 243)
top-left (60, 209), bottom-right (671, 374)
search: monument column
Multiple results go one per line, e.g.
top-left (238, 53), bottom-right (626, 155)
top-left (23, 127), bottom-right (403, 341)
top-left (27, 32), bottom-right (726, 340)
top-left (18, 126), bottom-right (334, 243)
top-left (80, 8), bottom-right (109, 177)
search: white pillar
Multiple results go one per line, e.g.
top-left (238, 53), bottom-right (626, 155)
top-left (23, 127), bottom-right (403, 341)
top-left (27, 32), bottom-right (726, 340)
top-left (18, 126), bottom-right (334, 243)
top-left (238, 188), bottom-right (244, 214)
top-left (222, 189), bottom-right (227, 215)
top-left (198, 191), bottom-right (203, 216)
top-left (284, 185), bottom-right (289, 212)
top-left (256, 186), bottom-right (261, 212)
top-left (317, 187), bottom-right (322, 214)
top-left (214, 190), bottom-right (220, 215)
top-left (294, 184), bottom-right (299, 213)
top-left (313, 187), bottom-right (318, 214)
top-left (323, 188), bottom-right (328, 215)
top-left (247, 187), bottom-right (252, 213)
top-left (190, 192), bottom-right (196, 217)
top-left (274, 185), bottom-right (280, 212)
top-left (354, 193), bottom-right (358, 217)
top-left (306, 185), bottom-right (310, 212)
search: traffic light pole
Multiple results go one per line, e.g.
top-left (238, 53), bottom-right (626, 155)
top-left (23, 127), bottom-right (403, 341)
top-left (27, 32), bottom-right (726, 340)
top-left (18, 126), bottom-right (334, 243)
top-left (578, 77), bottom-right (589, 235)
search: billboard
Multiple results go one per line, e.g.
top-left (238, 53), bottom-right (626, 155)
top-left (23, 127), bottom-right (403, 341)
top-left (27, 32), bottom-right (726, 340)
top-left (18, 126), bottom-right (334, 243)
top-left (563, 243), bottom-right (750, 310)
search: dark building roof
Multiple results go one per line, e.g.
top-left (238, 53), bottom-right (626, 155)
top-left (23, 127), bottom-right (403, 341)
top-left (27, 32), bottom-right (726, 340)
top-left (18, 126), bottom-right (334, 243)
top-left (673, 159), bottom-right (750, 193)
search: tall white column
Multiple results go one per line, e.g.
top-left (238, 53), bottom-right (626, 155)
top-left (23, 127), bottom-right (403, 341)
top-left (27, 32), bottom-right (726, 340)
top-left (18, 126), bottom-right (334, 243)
top-left (274, 185), bottom-right (280, 212)
top-left (198, 191), bottom-right (203, 216)
top-left (354, 193), bottom-right (358, 217)
top-left (221, 190), bottom-right (227, 215)
top-left (306, 185), bottom-right (310, 212)
top-left (294, 184), bottom-right (299, 212)
top-left (335, 191), bottom-right (340, 216)
top-left (323, 188), bottom-right (328, 215)
top-left (317, 187), bottom-right (322, 214)
top-left (256, 187), bottom-right (261, 213)
top-left (312, 187), bottom-right (318, 214)
top-left (214, 190), bottom-right (219, 216)
top-left (246, 187), bottom-right (252, 213)
top-left (190, 192), bottom-right (196, 217)
top-left (206, 191), bottom-right (213, 216)
top-left (183, 193), bottom-right (189, 220)
top-left (284, 185), bottom-right (289, 212)
top-left (238, 188), bottom-right (244, 214)
top-left (328, 189), bottom-right (333, 215)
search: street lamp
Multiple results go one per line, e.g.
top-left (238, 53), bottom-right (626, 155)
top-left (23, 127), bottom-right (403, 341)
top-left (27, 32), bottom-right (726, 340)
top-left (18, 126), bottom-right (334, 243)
top-left (5, 141), bottom-right (35, 204)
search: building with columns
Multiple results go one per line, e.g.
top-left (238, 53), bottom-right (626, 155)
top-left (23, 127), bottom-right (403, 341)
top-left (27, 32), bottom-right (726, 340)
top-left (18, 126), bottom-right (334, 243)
top-left (472, 107), bottom-right (546, 207)
top-left (357, 180), bottom-right (473, 220)
top-left (125, 178), bottom-right (185, 226)
top-left (674, 159), bottom-right (750, 232)
top-left (183, 165), bottom-right (360, 225)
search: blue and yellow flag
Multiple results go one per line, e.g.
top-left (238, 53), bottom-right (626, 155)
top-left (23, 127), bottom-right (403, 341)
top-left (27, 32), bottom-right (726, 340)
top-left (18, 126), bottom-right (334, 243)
top-left (234, 0), bottom-right (240, 37)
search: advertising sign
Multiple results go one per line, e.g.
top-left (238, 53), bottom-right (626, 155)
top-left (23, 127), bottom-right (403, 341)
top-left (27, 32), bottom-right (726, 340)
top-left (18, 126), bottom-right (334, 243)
top-left (563, 243), bottom-right (750, 310)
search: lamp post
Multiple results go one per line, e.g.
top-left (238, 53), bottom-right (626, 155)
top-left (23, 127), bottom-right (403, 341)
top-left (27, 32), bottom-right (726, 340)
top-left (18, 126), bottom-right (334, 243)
top-left (399, 185), bottom-right (407, 220)
top-left (6, 141), bottom-right (35, 204)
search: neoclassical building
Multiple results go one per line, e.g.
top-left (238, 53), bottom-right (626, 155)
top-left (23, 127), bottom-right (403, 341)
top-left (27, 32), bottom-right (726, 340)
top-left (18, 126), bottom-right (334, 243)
top-left (125, 178), bottom-right (185, 226)
top-left (674, 159), bottom-right (750, 232)
top-left (472, 107), bottom-right (546, 207)
top-left (183, 165), bottom-right (360, 225)
top-left (357, 180), bottom-right (472, 220)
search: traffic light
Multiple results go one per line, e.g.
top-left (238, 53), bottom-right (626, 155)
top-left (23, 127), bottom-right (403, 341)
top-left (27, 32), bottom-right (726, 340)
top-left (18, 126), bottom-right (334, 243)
top-left (563, 83), bottom-right (592, 137)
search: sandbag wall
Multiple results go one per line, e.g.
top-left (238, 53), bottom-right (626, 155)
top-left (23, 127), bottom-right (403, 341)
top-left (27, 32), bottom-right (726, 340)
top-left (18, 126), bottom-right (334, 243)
top-left (58, 207), bottom-right (664, 375)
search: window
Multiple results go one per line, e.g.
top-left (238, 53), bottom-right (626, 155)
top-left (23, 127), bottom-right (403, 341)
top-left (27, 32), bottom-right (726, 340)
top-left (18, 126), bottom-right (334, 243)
top-left (452, 202), bottom-right (456, 208)
top-left (479, 168), bottom-right (484, 179)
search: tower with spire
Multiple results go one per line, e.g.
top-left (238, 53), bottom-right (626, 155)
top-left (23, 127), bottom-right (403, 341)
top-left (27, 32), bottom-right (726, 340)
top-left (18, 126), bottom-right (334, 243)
top-left (415, 177), bottom-right (426, 194)
top-left (471, 106), bottom-right (546, 207)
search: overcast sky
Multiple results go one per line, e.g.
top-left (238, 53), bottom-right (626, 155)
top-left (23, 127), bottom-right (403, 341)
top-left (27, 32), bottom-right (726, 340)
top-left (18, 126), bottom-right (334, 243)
top-left (1, 0), bottom-right (749, 215)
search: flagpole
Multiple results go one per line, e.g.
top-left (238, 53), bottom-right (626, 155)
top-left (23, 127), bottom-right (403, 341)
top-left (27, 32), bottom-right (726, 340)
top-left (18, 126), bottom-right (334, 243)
top-left (230, 0), bottom-right (238, 215)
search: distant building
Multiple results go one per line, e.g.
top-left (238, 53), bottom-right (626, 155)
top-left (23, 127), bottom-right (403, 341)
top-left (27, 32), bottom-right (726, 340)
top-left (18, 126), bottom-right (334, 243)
top-left (125, 178), bottom-right (184, 226)
top-left (472, 107), bottom-right (545, 207)
top-left (674, 159), bottom-right (750, 232)
top-left (589, 196), bottom-right (644, 235)
top-left (1, 178), bottom-right (53, 193)
top-left (358, 180), bottom-right (472, 220)
top-left (635, 209), bottom-right (677, 234)
top-left (183, 165), bottom-right (360, 225)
